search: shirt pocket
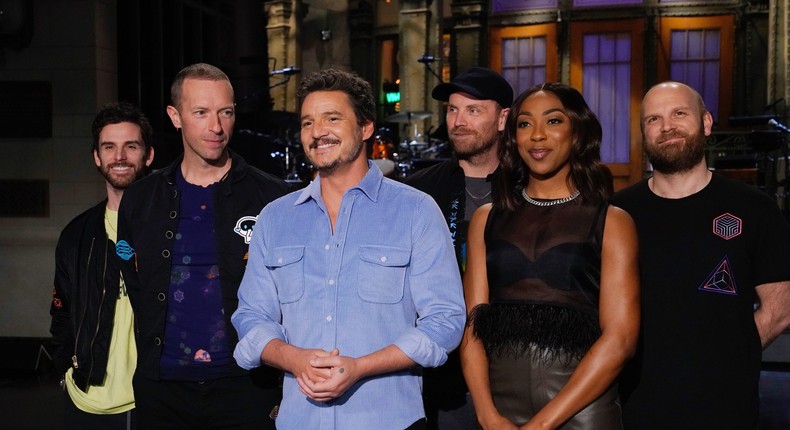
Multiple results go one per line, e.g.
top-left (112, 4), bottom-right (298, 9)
top-left (357, 245), bottom-right (411, 304)
top-left (263, 246), bottom-right (305, 304)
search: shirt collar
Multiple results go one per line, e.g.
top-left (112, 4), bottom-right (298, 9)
top-left (294, 160), bottom-right (383, 205)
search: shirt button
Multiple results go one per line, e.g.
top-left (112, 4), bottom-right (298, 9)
top-left (277, 257), bottom-right (283, 264)
top-left (328, 279), bottom-right (335, 285)
top-left (380, 256), bottom-right (387, 263)
top-left (157, 293), bottom-right (166, 301)
top-left (324, 244), bottom-right (330, 250)
top-left (162, 249), bottom-right (170, 258)
top-left (154, 337), bottom-right (162, 346)
top-left (326, 315), bottom-right (332, 322)
top-left (165, 230), bottom-right (174, 239)
top-left (169, 210), bottom-right (178, 219)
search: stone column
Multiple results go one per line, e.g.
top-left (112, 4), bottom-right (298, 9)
top-left (399, 0), bottom-right (441, 138)
top-left (450, 0), bottom-right (486, 74)
top-left (265, 0), bottom-right (301, 112)
top-left (767, 0), bottom-right (789, 108)
top-left (767, 0), bottom-right (790, 212)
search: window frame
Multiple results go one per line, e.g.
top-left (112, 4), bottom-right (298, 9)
top-left (490, 23), bottom-right (559, 95)
top-left (658, 15), bottom-right (735, 127)
top-left (570, 18), bottom-right (645, 188)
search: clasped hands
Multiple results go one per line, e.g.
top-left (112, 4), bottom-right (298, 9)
top-left (294, 347), bottom-right (359, 402)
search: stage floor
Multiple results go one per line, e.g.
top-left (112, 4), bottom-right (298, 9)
top-left (0, 366), bottom-right (788, 429)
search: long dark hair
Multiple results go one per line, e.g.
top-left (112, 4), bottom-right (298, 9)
top-left (495, 82), bottom-right (613, 210)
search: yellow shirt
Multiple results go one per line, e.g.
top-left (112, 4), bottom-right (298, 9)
top-left (65, 208), bottom-right (136, 414)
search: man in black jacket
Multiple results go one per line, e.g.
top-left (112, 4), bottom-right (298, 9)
top-left (405, 67), bottom-right (512, 430)
top-left (115, 63), bottom-right (290, 430)
top-left (50, 101), bottom-right (155, 429)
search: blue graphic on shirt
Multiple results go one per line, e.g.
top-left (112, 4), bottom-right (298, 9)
top-left (116, 240), bottom-right (134, 261)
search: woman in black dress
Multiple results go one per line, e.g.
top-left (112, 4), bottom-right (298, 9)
top-left (460, 82), bottom-right (639, 429)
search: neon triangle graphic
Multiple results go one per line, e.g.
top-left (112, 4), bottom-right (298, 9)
top-left (699, 256), bottom-right (738, 295)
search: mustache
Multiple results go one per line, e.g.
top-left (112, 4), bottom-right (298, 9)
top-left (656, 131), bottom-right (689, 144)
top-left (309, 137), bottom-right (342, 148)
top-left (450, 126), bottom-right (474, 134)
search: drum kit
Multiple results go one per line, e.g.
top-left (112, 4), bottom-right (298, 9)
top-left (370, 110), bottom-right (450, 178)
top-left (233, 110), bottom-right (316, 186)
top-left (238, 108), bottom-right (450, 188)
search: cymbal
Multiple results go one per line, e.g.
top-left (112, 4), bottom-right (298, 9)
top-left (385, 111), bottom-right (433, 123)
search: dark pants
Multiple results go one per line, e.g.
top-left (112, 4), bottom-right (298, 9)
top-left (423, 351), bottom-right (478, 430)
top-left (424, 392), bottom-right (477, 430)
top-left (133, 374), bottom-right (279, 430)
top-left (489, 345), bottom-right (623, 429)
top-left (63, 392), bottom-right (136, 430)
top-left (406, 418), bottom-right (428, 430)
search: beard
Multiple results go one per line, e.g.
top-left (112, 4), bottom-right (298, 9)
top-left (99, 162), bottom-right (147, 190)
top-left (645, 129), bottom-right (707, 174)
top-left (450, 127), bottom-right (498, 161)
top-left (307, 136), bottom-right (365, 175)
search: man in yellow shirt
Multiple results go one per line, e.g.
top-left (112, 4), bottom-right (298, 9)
top-left (50, 102), bottom-right (154, 429)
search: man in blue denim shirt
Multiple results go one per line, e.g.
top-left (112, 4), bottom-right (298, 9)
top-left (232, 69), bottom-right (466, 430)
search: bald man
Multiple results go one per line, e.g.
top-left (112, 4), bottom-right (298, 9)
top-left (611, 81), bottom-right (790, 429)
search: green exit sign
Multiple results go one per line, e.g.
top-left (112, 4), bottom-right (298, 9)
top-left (385, 91), bottom-right (400, 103)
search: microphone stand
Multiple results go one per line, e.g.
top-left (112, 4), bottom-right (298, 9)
top-left (418, 54), bottom-right (444, 83)
top-left (269, 76), bottom-right (291, 90)
top-left (269, 67), bottom-right (302, 89)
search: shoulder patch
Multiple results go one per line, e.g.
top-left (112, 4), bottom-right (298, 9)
top-left (234, 216), bottom-right (258, 244)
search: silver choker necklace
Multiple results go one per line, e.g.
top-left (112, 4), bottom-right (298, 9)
top-left (521, 189), bottom-right (580, 206)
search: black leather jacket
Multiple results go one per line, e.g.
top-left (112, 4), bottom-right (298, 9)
top-left (116, 152), bottom-right (290, 381)
top-left (405, 158), bottom-right (499, 409)
top-left (406, 159), bottom-right (500, 264)
top-left (50, 199), bottom-right (121, 392)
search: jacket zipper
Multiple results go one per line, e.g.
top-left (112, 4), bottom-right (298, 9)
top-left (85, 239), bottom-right (109, 383)
top-left (72, 236), bottom-right (95, 369)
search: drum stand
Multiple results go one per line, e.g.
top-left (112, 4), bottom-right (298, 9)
top-left (383, 111), bottom-right (433, 178)
top-left (769, 120), bottom-right (790, 219)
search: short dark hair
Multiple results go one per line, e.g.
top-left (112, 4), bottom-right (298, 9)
top-left (170, 63), bottom-right (233, 108)
top-left (91, 102), bottom-right (153, 153)
top-left (497, 82), bottom-right (613, 210)
top-left (296, 68), bottom-right (376, 127)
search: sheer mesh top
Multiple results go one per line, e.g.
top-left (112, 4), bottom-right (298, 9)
top-left (469, 198), bottom-right (608, 361)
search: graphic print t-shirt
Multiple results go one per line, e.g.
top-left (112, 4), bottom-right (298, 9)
top-left (160, 170), bottom-right (231, 380)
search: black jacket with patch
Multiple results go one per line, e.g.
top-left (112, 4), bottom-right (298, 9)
top-left (116, 152), bottom-right (290, 381)
top-left (50, 199), bottom-right (121, 391)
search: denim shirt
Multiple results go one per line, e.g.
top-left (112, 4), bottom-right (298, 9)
top-left (232, 162), bottom-right (465, 429)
